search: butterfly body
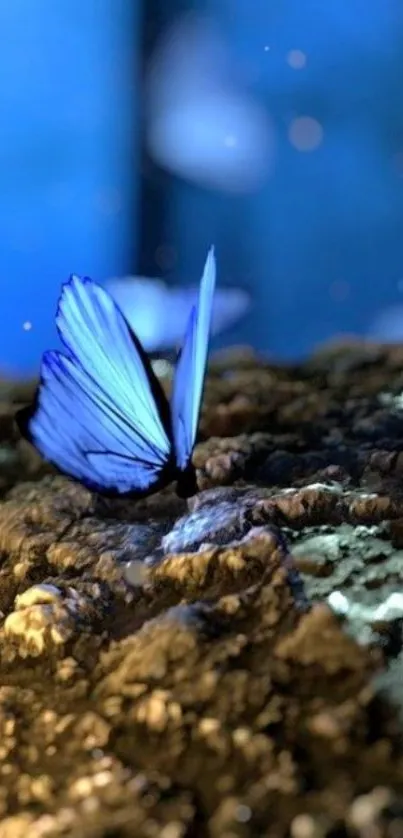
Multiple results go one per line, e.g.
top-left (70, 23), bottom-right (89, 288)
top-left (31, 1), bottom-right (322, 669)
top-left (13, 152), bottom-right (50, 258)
top-left (16, 249), bottom-right (216, 499)
top-left (175, 460), bottom-right (199, 499)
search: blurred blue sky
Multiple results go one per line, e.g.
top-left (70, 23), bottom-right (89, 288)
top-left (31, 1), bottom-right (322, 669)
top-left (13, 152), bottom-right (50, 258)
top-left (2, 0), bottom-right (403, 374)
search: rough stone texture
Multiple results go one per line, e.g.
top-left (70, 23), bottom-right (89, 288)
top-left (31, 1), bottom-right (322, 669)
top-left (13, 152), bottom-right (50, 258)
top-left (2, 344), bottom-right (403, 835)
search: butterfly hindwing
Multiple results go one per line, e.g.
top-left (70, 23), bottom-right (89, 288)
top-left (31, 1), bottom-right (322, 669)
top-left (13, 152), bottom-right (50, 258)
top-left (171, 247), bottom-right (216, 471)
top-left (17, 277), bottom-right (174, 495)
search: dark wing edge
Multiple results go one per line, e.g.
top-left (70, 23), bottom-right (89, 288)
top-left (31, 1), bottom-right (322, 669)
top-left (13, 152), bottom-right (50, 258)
top-left (15, 276), bottom-right (175, 497)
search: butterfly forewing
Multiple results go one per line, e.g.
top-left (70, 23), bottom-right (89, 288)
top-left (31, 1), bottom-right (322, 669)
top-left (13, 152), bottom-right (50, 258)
top-left (171, 248), bottom-right (216, 471)
top-left (18, 277), bottom-right (173, 495)
top-left (57, 277), bottom-right (171, 456)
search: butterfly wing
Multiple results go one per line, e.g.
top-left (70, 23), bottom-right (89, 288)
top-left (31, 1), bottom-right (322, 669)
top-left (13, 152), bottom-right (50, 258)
top-left (16, 276), bottom-right (173, 496)
top-left (171, 247), bottom-right (216, 471)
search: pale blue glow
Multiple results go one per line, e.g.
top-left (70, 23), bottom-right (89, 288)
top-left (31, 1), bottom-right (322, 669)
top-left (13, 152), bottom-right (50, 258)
top-left (105, 273), bottom-right (248, 351)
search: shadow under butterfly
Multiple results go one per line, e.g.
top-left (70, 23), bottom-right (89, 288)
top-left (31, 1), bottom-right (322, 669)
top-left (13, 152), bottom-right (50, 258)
top-left (16, 248), bottom-right (216, 499)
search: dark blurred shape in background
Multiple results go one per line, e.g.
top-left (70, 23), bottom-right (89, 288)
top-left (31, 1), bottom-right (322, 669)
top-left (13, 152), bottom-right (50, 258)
top-left (2, 0), bottom-right (403, 376)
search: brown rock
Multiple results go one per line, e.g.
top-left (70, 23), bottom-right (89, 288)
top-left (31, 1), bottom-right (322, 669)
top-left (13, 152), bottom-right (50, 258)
top-left (2, 343), bottom-right (403, 835)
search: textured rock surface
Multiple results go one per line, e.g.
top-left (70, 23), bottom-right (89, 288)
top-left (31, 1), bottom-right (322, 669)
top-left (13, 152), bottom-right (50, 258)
top-left (2, 344), bottom-right (403, 835)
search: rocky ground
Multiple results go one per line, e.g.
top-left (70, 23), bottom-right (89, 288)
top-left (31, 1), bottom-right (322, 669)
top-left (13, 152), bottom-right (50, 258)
top-left (2, 342), bottom-right (403, 836)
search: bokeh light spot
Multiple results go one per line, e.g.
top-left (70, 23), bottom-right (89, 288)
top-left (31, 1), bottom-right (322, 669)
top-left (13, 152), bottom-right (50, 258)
top-left (287, 49), bottom-right (307, 69)
top-left (22, 321), bottom-right (32, 331)
top-left (236, 804), bottom-right (252, 823)
top-left (289, 116), bottom-right (323, 151)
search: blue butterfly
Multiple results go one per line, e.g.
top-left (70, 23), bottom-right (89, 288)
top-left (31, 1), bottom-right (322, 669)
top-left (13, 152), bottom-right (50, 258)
top-left (16, 248), bottom-right (216, 499)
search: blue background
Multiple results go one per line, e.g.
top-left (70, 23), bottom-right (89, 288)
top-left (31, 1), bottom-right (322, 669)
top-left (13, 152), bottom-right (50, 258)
top-left (1, 0), bottom-right (403, 374)
top-left (0, 0), bottom-right (139, 375)
top-left (171, 0), bottom-right (403, 358)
